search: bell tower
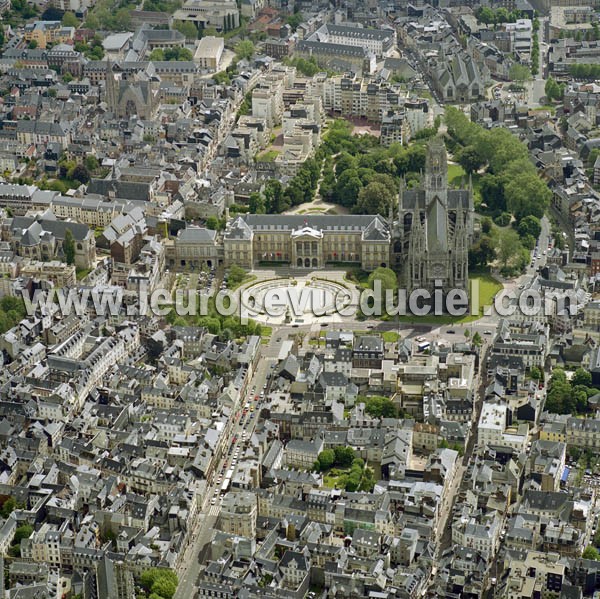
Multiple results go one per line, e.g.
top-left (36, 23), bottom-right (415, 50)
top-left (424, 136), bottom-right (448, 205)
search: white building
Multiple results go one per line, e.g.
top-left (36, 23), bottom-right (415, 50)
top-left (478, 401), bottom-right (507, 449)
top-left (194, 36), bottom-right (224, 71)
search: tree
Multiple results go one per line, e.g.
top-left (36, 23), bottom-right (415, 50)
top-left (28, 40), bottom-right (38, 49)
top-left (84, 155), bottom-right (99, 172)
top-left (63, 72), bottom-right (73, 83)
top-left (264, 179), bottom-right (287, 214)
top-left (545, 77), bottom-right (564, 102)
top-left (248, 192), bottom-right (265, 214)
top-left (64, 229), bottom-right (75, 265)
top-left (174, 22), bottom-right (198, 40)
top-left (497, 229), bottom-right (522, 269)
top-left (316, 449), bottom-right (335, 471)
top-left (368, 267), bottom-right (397, 293)
top-left (227, 265), bottom-right (247, 288)
top-left (235, 40), bottom-right (255, 60)
top-left (572, 367), bottom-right (592, 388)
top-left (13, 524), bottom-right (32, 544)
top-left (140, 568), bottom-right (178, 599)
top-left (362, 395), bottom-right (397, 418)
top-left (149, 48), bottom-right (165, 61)
top-left (469, 235), bottom-right (496, 269)
top-left (61, 11), bottom-right (79, 27)
top-left (1, 497), bottom-right (16, 518)
top-left (529, 366), bottom-right (543, 381)
top-left (472, 331), bottom-right (482, 346)
top-left (504, 172), bottom-right (551, 220)
top-left (481, 217), bottom-right (493, 234)
top-left (583, 546), bottom-right (600, 561)
top-left (509, 62), bottom-right (531, 82)
top-left (286, 12), bottom-right (303, 31)
top-left (69, 164), bottom-right (90, 184)
top-left (354, 181), bottom-right (394, 216)
top-left (457, 145), bottom-right (484, 175)
top-left (517, 215), bottom-right (541, 240)
top-left (334, 446), bottom-right (355, 468)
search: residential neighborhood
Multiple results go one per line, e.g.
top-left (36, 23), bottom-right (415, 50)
top-left (0, 0), bottom-right (599, 598)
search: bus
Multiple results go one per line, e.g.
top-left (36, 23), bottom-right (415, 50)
top-left (220, 468), bottom-right (234, 494)
top-left (417, 341), bottom-right (430, 352)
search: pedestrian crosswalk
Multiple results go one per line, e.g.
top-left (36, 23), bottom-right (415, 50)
top-left (207, 503), bottom-right (221, 517)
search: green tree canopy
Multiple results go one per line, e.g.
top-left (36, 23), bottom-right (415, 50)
top-left (517, 215), bottom-right (542, 239)
top-left (368, 267), bottom-right (398, 293)
top-left (361, 395), bottom-right (398, 418)
top-left (316, 449), bottom-right (335, 471)
top-left (334, 446), bottom-right (355, 468)
top-left (354, 181), bottom-right (394, 215)
top-left (583, 546), bottom-right (600, 561)
top-left (572, 367), bottom-right (592, 388)
top-left (227, 265), bottom-right (247, 288)
top-left (140, 568), bottom-right (178, 599)
top-left (61, 11), bottom-right (79, 27)
top-left (235, 40), bottom-right (255, 60)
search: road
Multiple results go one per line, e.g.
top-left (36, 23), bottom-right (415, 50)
top-left (173, 337), bottom-right (278, 598)
top-left (526, 17), bottom-right (548, 106)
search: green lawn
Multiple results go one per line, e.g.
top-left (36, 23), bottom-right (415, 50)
top-left (323, 468), bottom-right (351, 489)
top-left (255, 150), bottom-right (280, 163)
top-left (76, 268), bottom-right (91, 280)
top-left (447, 163), bottom-right (466, 183)
top-left (382, 331), bottom-right (400, 343)
top-left (395, 272), bottom-right (502, 325)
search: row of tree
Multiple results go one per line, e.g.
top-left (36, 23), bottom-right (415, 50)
top-left (249, 117), bottom-right (429, 217)
top-left (475, 7), bottom-right (526, 25)
top-left (148, 47), bottom-right (193, 62)
top-left (568, 64), bottom-right (600, 80)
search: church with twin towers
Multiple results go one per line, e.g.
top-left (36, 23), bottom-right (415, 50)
top-left (222, 137), bottom-right (474, 295)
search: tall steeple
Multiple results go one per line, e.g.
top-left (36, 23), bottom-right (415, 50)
top-left (424, 136), bottom-right (448, 205)
top-left (105, 59), bottom-right (117, 112)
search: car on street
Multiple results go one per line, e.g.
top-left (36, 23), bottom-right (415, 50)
top-left (446, 330), bottom-right (455, 334)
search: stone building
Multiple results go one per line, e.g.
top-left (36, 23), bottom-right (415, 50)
top-left (393, 137), bottom-right (473, 295)
top-left (223, 214), bottom-right (390, 271)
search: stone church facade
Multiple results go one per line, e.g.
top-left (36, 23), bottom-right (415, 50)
top-left (104, 62), bottom-right (160, 120)
top-left (392, 137), bottom-right (474, 294)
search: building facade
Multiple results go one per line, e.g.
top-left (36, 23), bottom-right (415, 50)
top-left (223, 214), bottom-right (391, 271)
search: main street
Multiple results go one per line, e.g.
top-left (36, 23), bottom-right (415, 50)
top-left (173, 335), bottom-right (278, 599)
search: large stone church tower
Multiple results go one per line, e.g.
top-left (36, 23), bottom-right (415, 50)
top-left (392, 137), bottom-right (473, 295)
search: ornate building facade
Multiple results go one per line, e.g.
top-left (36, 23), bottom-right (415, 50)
top-left (104, 62), bottom-right (160, 120)
top-left (223, 214), bottom-right (390, 272)
top-left (393, 137), bottom-right (473, 293)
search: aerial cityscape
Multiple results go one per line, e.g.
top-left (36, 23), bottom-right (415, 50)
top-left (0, 0), bottom-right (599, 597)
